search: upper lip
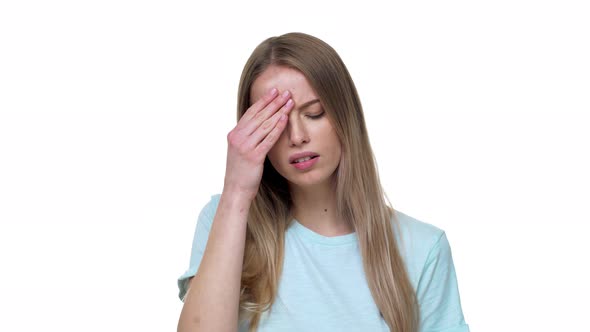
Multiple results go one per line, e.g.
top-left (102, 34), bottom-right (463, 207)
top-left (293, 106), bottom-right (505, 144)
top-left (289, 151), bottom-right (319, 163)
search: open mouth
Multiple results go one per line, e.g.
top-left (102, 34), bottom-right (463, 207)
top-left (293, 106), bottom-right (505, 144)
top-left (291, 156), bottom-right (319, 164)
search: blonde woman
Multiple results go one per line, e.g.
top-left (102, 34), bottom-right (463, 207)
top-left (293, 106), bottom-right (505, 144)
top-left (177, 33), bottom-right (470, 332)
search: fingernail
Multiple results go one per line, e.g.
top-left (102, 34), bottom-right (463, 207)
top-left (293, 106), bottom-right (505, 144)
top-left (270, 88), bottom-right (277, 95)
top-left (282, 90), bottom-right (290, 97)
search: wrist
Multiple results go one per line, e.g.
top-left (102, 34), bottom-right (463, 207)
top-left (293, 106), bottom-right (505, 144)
top-left (220, 188), bottom-right (255, 206)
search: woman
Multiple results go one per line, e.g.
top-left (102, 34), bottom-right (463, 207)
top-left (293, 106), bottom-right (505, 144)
top-left (177, 32), bottom-right (470, 332)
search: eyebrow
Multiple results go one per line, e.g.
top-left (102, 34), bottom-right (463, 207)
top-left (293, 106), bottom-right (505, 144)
top-left (296, 99), bottom-right (320, 111)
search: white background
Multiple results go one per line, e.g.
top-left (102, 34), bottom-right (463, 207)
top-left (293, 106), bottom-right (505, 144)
top-left (1, 0), bottom-right (589, 331)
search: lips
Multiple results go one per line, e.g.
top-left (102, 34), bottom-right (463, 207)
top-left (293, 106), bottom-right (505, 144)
top-left (289, 151), bottom-right (319, 164)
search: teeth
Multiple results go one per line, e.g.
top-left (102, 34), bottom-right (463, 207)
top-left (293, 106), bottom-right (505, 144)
top-left (294, 156), bottom-right (313, 163)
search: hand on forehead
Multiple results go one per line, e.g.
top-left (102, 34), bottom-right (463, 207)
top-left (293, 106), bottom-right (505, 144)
top-left (250, 66), bottom-right (318, 106)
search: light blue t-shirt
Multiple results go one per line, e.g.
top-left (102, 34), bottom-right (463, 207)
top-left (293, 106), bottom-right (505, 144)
top-left (177, 194), bottom-right (470, 332)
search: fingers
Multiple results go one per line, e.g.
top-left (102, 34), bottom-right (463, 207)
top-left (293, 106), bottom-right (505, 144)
top-left (241, 89), bottom-right (292, 136)
top-left (237, 87), bottom-right (278, 129)
top-left (252, 100), bottom-right (293, 155)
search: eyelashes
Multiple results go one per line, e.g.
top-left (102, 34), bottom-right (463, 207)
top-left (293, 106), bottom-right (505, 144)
top-left (307, 112), bottom-right (325, 120)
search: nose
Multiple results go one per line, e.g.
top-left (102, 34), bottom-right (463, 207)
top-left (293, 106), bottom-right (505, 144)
top-left (287, 116), bottom-right (309, 146)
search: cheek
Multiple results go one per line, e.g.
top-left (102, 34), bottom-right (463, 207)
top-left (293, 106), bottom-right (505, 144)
top-left (321, 123), bottom-right (341, 149)
top-left (267, 131), bottom-right (288, 159)
top-left (326, 131), bottom-right (342, 162)
top-left (267, 145), bottom-right (282, 169)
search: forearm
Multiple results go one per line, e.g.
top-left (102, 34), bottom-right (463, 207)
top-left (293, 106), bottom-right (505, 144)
top-left (177, 192), bottom-right (251, 332)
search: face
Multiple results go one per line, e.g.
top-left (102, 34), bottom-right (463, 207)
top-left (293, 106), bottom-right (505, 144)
top-left (249, 65), bottom-right (342, 189)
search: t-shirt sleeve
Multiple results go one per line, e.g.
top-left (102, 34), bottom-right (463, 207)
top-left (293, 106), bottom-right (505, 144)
top-left (176, 194), bottom-right (219, 302)
top-left (416, 231), bottom-right (470, 332)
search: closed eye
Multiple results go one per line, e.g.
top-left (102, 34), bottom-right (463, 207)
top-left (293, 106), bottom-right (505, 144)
top-left (307, 112), bottom-right (325, 119)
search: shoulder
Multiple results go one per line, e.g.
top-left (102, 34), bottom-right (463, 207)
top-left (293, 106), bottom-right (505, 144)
top-left (391, 209), bottom-right (447, 285)
top-left (196, 193), bottom-right (222, 228)
top-left (393, 209), bottom-right (445, 246)
top-left (207, 193), bottom-right (222, 209)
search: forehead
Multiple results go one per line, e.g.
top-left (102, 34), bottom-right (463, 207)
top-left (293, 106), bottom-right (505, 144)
top-left (250, 65), bottom-right (318, 104)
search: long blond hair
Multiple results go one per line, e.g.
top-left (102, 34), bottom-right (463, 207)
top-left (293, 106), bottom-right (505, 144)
top-left (236, 32), bottom-right (419, 332)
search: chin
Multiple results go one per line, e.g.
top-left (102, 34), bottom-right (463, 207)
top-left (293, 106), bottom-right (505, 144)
top-left (284, 170), bottom-right (335, 188)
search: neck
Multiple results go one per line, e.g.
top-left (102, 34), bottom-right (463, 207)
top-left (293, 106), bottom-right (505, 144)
top-left (289, 177), bottom-right (353, 236)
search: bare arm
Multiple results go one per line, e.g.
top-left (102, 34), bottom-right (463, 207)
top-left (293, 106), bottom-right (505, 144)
top-left (177, 87), bottom-right (294, 332)
top-left (177, 192), bottom-right (251, 332)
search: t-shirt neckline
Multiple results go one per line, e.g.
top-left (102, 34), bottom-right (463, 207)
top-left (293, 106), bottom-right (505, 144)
top-left (291, 219), bottom-right (357, 245)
